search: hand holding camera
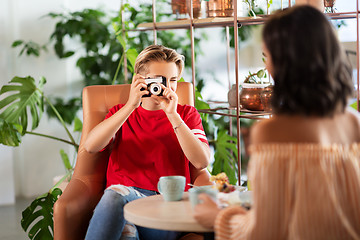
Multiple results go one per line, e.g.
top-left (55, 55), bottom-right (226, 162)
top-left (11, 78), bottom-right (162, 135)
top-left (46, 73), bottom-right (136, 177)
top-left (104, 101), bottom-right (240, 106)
top-left (149, 78), bottom-right (179, 115)
top-left (127, 74), bottom-right (149, 108)
top-left (141, 76), bottom-right (167, 97)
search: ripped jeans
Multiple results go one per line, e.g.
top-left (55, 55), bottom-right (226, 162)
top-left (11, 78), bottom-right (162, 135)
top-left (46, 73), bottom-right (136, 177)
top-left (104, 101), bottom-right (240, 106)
top-left (85, 185), bottom-right (181, 240)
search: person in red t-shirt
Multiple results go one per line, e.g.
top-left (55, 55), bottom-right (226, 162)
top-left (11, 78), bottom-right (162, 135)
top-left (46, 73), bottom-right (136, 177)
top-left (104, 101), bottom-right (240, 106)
top-left (84, 45), bottom-right (210, 240)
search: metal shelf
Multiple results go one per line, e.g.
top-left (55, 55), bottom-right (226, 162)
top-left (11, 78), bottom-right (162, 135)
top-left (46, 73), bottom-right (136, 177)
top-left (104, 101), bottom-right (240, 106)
top-left (134, 11), bottom-right (360, 31)
top-left (135, 16), bottom-right (264, 31)
top-left (198, 107), bottom-right (271, 120)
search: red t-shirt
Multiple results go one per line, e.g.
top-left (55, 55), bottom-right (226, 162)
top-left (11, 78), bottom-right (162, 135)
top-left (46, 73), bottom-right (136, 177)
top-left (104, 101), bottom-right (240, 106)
top-left (104, 104), bottom-right (208, 191)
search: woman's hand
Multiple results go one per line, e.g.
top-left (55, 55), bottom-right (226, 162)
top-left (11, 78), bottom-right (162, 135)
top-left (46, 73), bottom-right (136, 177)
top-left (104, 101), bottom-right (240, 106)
top-left (193, 193), bottom-right (222, 229)
top-left (151, 84), bottom-right (178, 115)
top-left (126, 74), bottom-right (148, 108)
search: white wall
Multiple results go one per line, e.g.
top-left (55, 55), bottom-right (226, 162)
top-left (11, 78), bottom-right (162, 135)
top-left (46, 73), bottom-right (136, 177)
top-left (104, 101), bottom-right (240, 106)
top-left (0, 0), bottom-right (120, 200)
top-left (0, 146), bottom-right (15, 205)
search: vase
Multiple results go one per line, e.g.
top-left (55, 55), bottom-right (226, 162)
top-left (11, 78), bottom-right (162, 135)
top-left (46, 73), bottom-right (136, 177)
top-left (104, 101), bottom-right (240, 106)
top-left (324, 0), bottom-right (335, 7)
top-left (227, 84), bottom-right (238, 107)
top-left (206, 0), bottom-right (234, 17)
top-left (239, 83), bottom-right (272, 111)
top-left (171, 0), bottom-right (202, 19)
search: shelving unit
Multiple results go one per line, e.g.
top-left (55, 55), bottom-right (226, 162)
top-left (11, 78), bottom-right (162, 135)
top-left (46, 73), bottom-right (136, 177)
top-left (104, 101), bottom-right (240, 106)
top-left (129, 0), bottom-right (360, 184)
top-left (133, 11), bottom-right (359, 30)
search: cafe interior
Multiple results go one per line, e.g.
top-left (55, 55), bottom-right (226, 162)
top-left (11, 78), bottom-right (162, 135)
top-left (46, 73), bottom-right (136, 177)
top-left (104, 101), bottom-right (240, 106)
top-left (0, 0), bottom-right (359, 239)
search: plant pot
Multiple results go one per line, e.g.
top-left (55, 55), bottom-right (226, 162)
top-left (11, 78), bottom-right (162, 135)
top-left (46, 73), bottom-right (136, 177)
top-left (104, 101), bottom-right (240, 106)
top-left (323, 0), bottom-right (335, 7)
top-left (171, 0), bottom-right (202, 19)
top-left (260, 86), bottom-right (273, 112)
top-left (206, 0), bottom-right (234, 17)
top-left (239, 83), bottom-right (272, 111)
top-left (227, 84), bottom-right (238, 108)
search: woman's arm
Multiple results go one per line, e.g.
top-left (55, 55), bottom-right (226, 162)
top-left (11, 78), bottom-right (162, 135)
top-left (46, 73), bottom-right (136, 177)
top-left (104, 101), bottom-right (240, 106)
top-left (84, 75), bottom-right (148, 153)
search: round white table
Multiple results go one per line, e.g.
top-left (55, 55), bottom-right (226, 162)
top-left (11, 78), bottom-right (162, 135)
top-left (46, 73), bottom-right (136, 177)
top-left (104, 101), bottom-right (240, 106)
top-left (124, 193), bottom-right (213, 233)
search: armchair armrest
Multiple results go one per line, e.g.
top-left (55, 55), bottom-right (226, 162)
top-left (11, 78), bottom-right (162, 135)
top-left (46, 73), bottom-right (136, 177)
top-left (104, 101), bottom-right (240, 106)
top-left (54, 178), bottom-right (103, 240)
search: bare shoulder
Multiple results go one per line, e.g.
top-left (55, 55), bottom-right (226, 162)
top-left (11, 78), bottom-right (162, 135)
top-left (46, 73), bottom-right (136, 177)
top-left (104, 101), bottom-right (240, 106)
top-left (250, 116), bottom-right (286, 145)
top-left (344, 108), bottom-right (360, 140)
top-left (346, 108), bottom-right (360, 125)
top-left (249, 114), bottom-right (316, 145)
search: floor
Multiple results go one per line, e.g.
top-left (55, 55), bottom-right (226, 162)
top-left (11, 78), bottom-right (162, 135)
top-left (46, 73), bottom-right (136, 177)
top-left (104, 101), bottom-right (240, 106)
top-left (0, 198), bottom-right (34, 240)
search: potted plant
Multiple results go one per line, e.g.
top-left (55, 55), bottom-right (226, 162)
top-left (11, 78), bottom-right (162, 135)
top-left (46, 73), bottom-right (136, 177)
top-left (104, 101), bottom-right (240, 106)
top-left (0, 75), bottom-right (80, 239)
top-left (228, 68), bottom-right (272, 111)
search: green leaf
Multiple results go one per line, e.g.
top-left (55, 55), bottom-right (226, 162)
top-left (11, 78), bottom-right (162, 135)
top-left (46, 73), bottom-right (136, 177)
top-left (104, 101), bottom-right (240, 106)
top-left (257, 69), bottom-right (265, 78)
top-left (195, 91), bottom-right (209, 109)
top-left (63, 51), bottom-right (75, 58)
top-left (212, 130), bottom-right (238, 185)
top-left (224, 159), bottom-right (237, 184)
top-left (73, 117), bottom-right (83, 132)
top-left (0, 118), bottom-right (23, 146)
top-left (60, 149), bottom-right (72, 171)
top-left (195, 88), bottom-right (209, 122)
top-left (350, 101), bottom-right (358, 111)
top-left (45, 97), bottom-right (81, 125)
top-left (126, 48), bottom-right (138, 72)
top-left (0, 76), bottom-right (45, 134)
top-left (115, 30), bottom-right (127, 49)
top-left (21, 189), bottom-right (62, 240)
top-left (12, 40), bottom-right (23, 47)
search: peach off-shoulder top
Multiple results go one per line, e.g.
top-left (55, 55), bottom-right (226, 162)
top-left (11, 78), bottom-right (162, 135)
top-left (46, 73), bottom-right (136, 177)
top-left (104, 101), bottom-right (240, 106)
top-left (215, 143), bottom-right (360, 240)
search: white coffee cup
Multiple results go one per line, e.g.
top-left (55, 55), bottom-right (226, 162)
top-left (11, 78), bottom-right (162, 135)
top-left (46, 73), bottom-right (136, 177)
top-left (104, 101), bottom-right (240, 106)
top-left (188, 185), bottom-right (218, 208)
top-left (157, 175), bottom-right (186, 201)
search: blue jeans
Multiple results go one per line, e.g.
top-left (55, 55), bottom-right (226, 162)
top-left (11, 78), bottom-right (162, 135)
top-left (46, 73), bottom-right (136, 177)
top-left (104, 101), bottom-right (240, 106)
top-left (85, 185), bottom-right (181, 240)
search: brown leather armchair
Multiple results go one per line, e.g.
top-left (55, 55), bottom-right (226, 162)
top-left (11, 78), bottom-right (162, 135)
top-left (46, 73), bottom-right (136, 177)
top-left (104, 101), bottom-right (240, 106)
top-left (54, 82), bottom-right (212, 240)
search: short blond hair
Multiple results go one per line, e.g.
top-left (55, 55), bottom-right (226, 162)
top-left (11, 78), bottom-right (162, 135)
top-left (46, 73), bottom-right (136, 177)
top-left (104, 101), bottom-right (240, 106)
top-left (134, 45), bottom-right (184, 77)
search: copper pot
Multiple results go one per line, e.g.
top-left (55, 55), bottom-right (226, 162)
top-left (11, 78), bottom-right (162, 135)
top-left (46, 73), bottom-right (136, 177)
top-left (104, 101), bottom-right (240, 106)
top-left (324, 0), bottom-right (335, 7)
top-left (206, 0), bottom-right (234, 18)
top-left (260, 86), bottom-right (273, 112)
top-left (239, 84), bottom-right (272, 111)
top-left (172, 0), bottom-right (202, 19)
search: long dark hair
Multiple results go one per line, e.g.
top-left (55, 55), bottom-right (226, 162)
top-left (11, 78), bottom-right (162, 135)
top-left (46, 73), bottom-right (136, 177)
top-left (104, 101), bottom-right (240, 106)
top-left (263, 6), bottom-right (353, 116)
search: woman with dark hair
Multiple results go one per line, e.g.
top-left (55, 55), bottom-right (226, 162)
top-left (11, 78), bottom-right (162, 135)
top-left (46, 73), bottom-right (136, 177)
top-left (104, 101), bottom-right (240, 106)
top-left (193, 5), bottom-right (360, 240)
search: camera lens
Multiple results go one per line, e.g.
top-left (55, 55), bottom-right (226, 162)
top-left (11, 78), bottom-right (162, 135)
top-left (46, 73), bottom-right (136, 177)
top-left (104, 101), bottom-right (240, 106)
top-left (149, 83), bottom-right (162, 95)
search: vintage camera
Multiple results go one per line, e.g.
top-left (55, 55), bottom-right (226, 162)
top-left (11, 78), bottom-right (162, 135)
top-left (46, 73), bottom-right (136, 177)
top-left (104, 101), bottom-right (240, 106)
top-left (142, 76), bottom-right (167, 97)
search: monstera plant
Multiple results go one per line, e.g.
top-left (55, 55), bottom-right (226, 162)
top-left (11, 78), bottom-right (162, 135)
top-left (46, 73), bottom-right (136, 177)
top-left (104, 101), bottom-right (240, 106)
top-left (0, 76), bottom-right (79, 239)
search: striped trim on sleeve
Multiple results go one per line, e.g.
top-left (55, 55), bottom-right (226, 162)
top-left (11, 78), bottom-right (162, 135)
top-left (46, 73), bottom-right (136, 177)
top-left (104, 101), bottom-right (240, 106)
top-left (191, 129), bottom-right (208, 142)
